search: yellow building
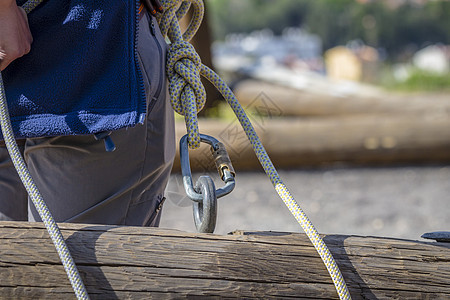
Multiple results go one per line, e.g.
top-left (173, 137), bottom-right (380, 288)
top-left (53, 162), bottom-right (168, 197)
top-left (325, 45), bottom-right (379, 82)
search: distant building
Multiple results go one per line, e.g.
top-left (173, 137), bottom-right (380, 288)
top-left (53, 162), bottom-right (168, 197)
top-left (413, 45), bottom-right (449, 75)
top-left (325, 44), bottom-right (380, 83)
top-left (212, 28), bottom-right (323, 73)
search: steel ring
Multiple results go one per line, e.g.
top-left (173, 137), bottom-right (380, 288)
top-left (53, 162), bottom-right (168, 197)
top-left (193, 176), bottom-right (217, 233)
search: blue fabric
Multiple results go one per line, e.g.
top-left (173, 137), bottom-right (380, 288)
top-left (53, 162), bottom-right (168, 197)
top-left (1, 0), bottom-right (145, 139)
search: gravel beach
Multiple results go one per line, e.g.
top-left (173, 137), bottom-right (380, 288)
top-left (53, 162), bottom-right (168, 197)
top-left (161, 165), bottom-right (450, 241)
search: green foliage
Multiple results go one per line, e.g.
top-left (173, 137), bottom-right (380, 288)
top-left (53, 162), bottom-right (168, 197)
top-left (206, 0), bottom-right (450, 59)
top-left (207, 0), bottom-right (311, 38)
top-left (386, 70), bottom-right (450, 92)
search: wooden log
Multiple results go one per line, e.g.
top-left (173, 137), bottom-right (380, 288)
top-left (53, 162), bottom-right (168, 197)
top-left (233, 79), bottom-right (450, 117)
top-left (0, 222), bottom-right (448, 299)
top-left (173, 115), bottom-right (450, 171)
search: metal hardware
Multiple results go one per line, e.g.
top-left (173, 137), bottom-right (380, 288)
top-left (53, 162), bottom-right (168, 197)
top-left (422, 231), bottom-right (450, 243)
top-left (193, 176), bottom-right (216, 233)
top-left (94, 131), bottom-right (116, 152)
top-left (211, 141), bottom-right (236, 181)
top-left (179, 134), bottom-right (236, 233)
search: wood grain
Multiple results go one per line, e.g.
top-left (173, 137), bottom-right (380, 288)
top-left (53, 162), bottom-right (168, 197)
top-left (0, 222), bottom-right (448, 299)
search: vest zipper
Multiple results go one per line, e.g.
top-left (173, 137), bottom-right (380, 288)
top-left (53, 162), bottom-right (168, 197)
top-left (96, 1), bottom-right (146, 152)
top-left (135, 0), bottom-right (147, 124)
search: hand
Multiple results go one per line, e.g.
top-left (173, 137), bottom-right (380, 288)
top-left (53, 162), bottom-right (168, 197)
top-left (143, 0), bottom-right (163, 16)
top-left (0, 2), bottom-right (33, 71)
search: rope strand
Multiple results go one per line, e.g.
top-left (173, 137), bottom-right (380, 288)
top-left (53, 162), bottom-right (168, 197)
top-left (0, 73), bottom-right (89, 299)
top-left (0, 1), bottom-right (90, 299)
top-left (1, 0), bottom-right (351, 298)
top-left (158, 1), bottom-right (351, 299)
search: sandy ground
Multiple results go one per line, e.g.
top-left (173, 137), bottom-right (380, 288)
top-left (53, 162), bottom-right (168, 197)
top-left (160, 165), bottom-right (450, 241)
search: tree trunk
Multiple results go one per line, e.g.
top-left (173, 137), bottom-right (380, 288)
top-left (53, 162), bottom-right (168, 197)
top-left (173, 115), bottom-right (450, 171)
top-left (0, 222), bottom-right (448, 299)
top-left (233, 79), bottom-right (450, 117)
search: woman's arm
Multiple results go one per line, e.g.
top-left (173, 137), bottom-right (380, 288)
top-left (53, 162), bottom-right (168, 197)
top-left (0, 0), bottom-right (33, 71)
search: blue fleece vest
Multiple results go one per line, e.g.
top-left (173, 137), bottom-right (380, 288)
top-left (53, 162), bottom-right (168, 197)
top-left (1, 0), bottom-right (145, 139)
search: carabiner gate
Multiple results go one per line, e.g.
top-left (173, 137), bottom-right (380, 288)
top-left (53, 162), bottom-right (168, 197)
top-left (179, 134), bottom-right (236, 233)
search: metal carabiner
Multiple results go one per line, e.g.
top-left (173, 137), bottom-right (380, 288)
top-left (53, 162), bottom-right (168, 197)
top-left (179, 134), bottom-right (236, 233)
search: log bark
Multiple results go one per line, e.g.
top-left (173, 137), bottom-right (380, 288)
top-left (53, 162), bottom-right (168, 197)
top-left (0, 222), bottom-right (448, 299)
top-left (173, 115), bottom-right (450, 171)
top-left (233, 79), bottom-right (450, 117)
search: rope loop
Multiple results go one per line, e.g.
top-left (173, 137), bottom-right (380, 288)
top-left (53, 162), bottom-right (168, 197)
top-left (157, 0), bottom-right (204, 42)
top-left (158, 0), bottom-right (206, 148)
top-left (166, 39), bottom-right (206, 148)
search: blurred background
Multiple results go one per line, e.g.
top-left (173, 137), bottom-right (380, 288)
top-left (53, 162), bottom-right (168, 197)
top-left (160, 0), bottom-right (450, 240)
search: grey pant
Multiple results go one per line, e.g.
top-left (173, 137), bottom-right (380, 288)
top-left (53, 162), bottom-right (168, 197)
top-left (0, 13), bottom-right (175, 226)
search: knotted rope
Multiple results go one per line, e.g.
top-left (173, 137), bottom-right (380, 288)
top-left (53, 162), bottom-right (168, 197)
top-left (158, 0), bottom-right (351, 299)
top-left (157, 0), bottom-right (206, 149)
top-left (1, 0), bottom-right (351, 299)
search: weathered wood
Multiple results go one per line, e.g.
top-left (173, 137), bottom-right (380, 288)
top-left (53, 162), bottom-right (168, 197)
top-left (234, 79), bottom-right (450, 117)
top-left (173, 115), bottom-right (450, 170)
top-left (0, 222), bottom-right (448, 299)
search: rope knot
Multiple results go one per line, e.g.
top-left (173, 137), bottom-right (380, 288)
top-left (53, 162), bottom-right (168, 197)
top-left (156, 0), bottom-right (206, 148)
top-left (167, 40), bottom-right (206, 116)
top-left (157, 0), bottom-right (204, 42)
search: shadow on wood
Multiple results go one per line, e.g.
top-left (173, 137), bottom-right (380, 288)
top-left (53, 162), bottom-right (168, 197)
top-left (0, 222), bottom-right (448, 299)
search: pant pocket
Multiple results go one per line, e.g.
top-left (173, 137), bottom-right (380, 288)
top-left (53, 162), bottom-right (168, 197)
top-left (126, 192), bottom-right (166, 227)
top-left (144, 196), bottom-right (165, 227)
